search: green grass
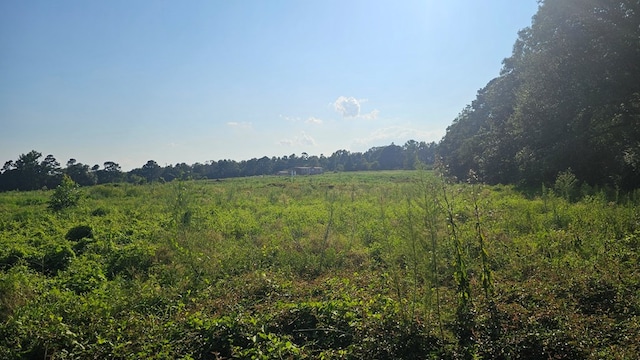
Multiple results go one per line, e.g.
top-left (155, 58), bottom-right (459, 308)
top-left (0, 170), bottom-right (638, 359)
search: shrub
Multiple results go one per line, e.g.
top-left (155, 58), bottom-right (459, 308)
top-left (38, 241), bottom-right (76, 275)
top-left (48, 175), bottom-right (81, 211)
top-left (65, 225), bottom-right (95, 255)
top-left (554, 169), bottom-right (578, 202)
top-left (87, 184), bottom-right (124, 199)
top-left (0, 240), bottom-right (76, 276)
top-left (3, 241), bottom-right (77, 275)
top-left (91, 207), bottom-right (109, 216)
top-left (65, 225), bottom-right (93, 241)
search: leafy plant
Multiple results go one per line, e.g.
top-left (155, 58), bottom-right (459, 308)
top-left (65, 225), bottom-right (93, 241)
top-left (48, 174), bottom-right (81, 211)
top-left (554, 168), bottom-right (579, 202)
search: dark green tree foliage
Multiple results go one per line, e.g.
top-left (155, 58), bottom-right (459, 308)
top-left (377, 143), bottom-right (405, 170)
top-left (0, 141), bottom-right (439, 191)
top-left (95, 161), bottom-right (123, 184)
top-left (140, 160), bottom-right (163, 183)
top-left (440, 0), bottom-right (640, 188)
top-left (0, 151), bottom-right (63, 191)
top-left (439, 74), bottom-right (521, 184)
top-left (40, 154), bottom-right (63, 188)
top-left (64, 159), bottom-right (97, 186)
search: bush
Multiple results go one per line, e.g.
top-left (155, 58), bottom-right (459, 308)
top-left (65, 225), bottom-right (93, 241)
top-left (65, 225), bottom-right (95, 255)
top-left (91, 207), bottom-right (109, 216)
top-left (48, 175), bottom-right (81, 211)
top-left (3, 241), bottom-right (77, 275)
top-left (38, 242), bottom-right (76, 275)
top-left (554, 169), bottom-right (578, 202)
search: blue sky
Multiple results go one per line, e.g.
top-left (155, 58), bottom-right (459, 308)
top-left (1, 0), bottom-right (539, 170)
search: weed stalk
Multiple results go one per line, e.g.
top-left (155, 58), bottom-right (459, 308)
top-left (470, 173), bottom-right (500, 347)
top-left (404, 194), bottom-right (419, 321)
top-left (379, 191), bottom-right (408, 324)
top-left (418, 172), bottom-right (445, 341)
top-left (440, 174), bottom-right (474, 358)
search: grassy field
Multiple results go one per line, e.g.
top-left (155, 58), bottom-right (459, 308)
top-left (0, 170), bottom-right (638, 359)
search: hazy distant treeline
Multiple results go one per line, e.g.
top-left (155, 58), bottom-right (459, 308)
top-left (0, 141), bottom-right (437, 191)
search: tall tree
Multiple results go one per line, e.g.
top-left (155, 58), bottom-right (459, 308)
top-left (96, 161), bottom-right (123, 184)
top-left (65, 160), bottom-right (97, 186)
top-left (15, 150), bottom-right (44, 190)
top-left (510, 0), bottom-right (640, 186)
top-left (439, 0), bottom-right (640, 188)
top-left (140, 160), bottom-right (163, 183)
top-left (378, 143), bottom-right (404, 170)
top-left (403, 140), bottom-right (419, 170)
top-left (41, 154), bottom-right (63, 188)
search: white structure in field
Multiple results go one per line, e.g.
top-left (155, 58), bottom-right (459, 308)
top-left (276, 167), bottom-right (324, 176)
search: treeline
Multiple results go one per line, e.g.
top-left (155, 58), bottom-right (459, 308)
top-left (0, 140), bottom-right (437, 191)
top-left (439, 0), bottom-right (640, 190)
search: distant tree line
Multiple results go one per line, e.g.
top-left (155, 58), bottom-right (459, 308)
top-left (438, 0), bottom-right (640, 190)
top-left (0, 141), bottom-right (437, 191)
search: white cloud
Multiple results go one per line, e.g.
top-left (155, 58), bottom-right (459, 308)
top-left (280, 115), bottom-right (323, 125)
top-left (279, 115), bottom-right (299, 122)
top-left (360, 109), bottom-right (379, 120)
top-left (333, 96), bottom-right (361, 117)
top-left (279, 131), bottom-right (317, 147)
top-left (300, 132), bottom-right (317, 146)
top-left (333, 96), bottom-right (378, 119)
top-left (306, 117), bottom-right (323, 125)
top-left (301, 131), bottom-right (316, 146)
top-left (226, 121), bottom-right (253, 129)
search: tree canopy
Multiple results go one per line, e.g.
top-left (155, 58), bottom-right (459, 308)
top-left (439, 0), bottom-right (640, 189)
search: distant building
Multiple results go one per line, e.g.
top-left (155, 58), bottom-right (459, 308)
top-left (276, 167), bottom-right (323, 176)
top-left (294, 166), bottom-right (323, 175)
